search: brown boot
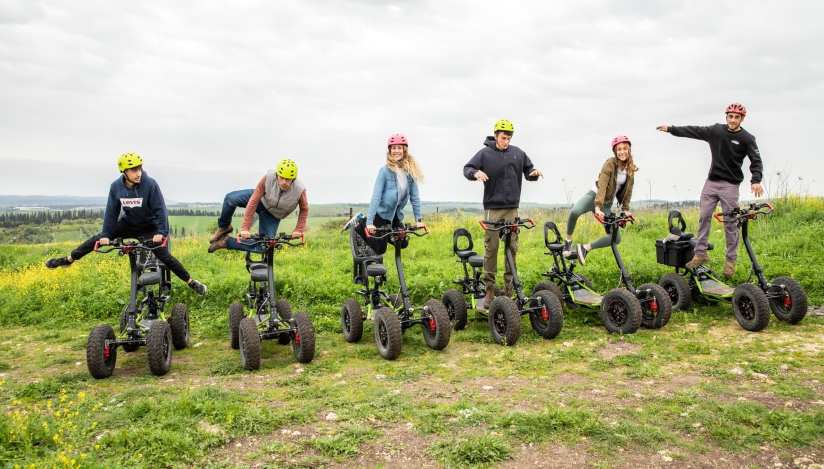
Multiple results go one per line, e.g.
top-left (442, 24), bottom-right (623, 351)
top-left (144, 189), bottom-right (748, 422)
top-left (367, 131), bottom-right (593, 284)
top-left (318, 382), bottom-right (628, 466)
top-left (209, 225), bottom-right (233, 243)
top-left (723, 261), bottom-right (735, 277)
top-left (208, 236), bottom-right (229, 253)
top-left (477, 290), bottom-right (495, 312)
top-left (504, 284), bottom-right (514, 298)
top-left (684, 253), bottom-right (711, 269)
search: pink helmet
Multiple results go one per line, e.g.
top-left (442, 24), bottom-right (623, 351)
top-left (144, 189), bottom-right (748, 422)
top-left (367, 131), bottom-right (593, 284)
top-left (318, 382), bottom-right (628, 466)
top-left (387, 134), bottom-right (408, 148)
top-left (611, 135), bottom-right (631, 150)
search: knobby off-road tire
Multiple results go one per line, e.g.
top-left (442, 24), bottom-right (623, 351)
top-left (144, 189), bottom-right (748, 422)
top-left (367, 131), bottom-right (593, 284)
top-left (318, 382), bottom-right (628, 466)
top-left (733, 283), bottom-right (771, 332)
top-left (239, 317), bottom-right (261, 371)
top-left (488, 297), bottom-right (521, 346)
top-left (292, 311), bottom-right (316, 364)
top-left (374, 307), bottom-right (402, 360)
top-left (658, 273), bottom-right (692, 311)
top-left (87, 324), bottom-right (117, 379)
top-left (528, 291), bottom-right (564, 339)
top-left (228, 302), bottom-right (244, 350)
top-left (769, 276), bottom-right (808, 324)
top-left (170, 303), bottom-right (190, 350)
top-left (600, 288), bottom-right (642, 334)
top-left (119, 307), bottom-right (139, 353)
top-left (275, 299), bottom-right (293, 345)
top-left (638, 283), bottom-right (673, 330)
top-left (422, 299), bottom-right (451, 350)
top-left (441, 289), bottom-right (468, 331)
top-left (146, 321), bottom-right (173, 376)
top-left (532, 280), bottom-right (564, 307)
top-left (341, 298), bottom-right (364, 343)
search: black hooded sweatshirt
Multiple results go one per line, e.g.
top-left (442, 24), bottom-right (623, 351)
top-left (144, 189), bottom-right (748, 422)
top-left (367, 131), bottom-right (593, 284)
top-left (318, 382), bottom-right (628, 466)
top-left (668, 123), bottom-right (763, 184)
top-left (463, 136), bottom-right (539, 210)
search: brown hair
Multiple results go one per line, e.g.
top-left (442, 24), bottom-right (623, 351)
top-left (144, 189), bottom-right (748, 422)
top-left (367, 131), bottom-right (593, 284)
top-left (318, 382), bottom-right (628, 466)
top-left (613, 144), bottom-right (638, 177)
top-left (386, 146), bottom-right (424, 184)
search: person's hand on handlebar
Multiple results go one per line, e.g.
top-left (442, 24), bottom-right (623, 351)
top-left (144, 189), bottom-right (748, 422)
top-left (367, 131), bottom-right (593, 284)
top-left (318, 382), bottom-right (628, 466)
top-left (99, 237), bottom-right (110, 246)
top-left (239, 230), bottom-right (251, 239)
top-left (595, 207), bottom-right (605, 218)
top-left (291, 230), bottom-right (302, 239)
top-left (415, 221), bottom-right (424, 229)
top-left (152, 234), bottom-right (163, 243)
top-left (367, 224), bottom-right (377, 234)
top-left (622, 210), bottom-right (632, 218)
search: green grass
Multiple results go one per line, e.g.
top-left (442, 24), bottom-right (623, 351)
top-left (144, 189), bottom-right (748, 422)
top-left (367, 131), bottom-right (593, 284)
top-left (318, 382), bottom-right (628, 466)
top-left (0, 197), bottom-right (823, 467)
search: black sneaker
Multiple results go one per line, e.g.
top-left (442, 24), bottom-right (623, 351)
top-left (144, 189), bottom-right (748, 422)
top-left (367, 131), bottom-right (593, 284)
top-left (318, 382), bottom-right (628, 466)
top-left (562, 240), bottom-right (574, 259)
top-left (188, 280), bottom-right (207, 296)
top-left (45, 257), bottom-right (72, 269)
top-left (576, 244), bottom-right (589, 265)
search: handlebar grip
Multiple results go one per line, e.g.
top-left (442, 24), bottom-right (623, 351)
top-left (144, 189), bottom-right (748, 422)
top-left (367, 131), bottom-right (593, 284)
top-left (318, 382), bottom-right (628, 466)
top-left (594, 213), bottom-right (604, 224)
top-left (160, 236), bottom-right (168, 248)
top-left (478, 220), bottom-right (488, 230)
top-left (713, 213), bottom-right (723, 222)
top-left (93, 241), bottom-right (100, 251)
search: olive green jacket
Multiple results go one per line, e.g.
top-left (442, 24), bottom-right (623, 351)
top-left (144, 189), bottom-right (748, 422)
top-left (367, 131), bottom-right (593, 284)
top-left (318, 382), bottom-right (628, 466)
top-left (594, 157), bottom-right (637, 212)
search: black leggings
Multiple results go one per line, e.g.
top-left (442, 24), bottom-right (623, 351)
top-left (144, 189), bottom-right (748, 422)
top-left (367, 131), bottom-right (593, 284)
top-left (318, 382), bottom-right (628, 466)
top-left (354, 213), bottom-right (408, 255)
top-left (71, 219), bottom-right (192, 282)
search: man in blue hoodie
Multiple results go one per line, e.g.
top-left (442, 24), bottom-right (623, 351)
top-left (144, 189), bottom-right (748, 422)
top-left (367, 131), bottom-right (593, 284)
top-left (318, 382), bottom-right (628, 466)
top-left (463, 119), bottom-right (543, 310)
top-left (45, 153), bottom-right (207, 295)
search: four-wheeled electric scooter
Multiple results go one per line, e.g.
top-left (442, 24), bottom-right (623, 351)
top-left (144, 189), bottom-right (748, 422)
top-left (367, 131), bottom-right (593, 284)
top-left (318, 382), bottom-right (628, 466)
top-left (534, 213), bottom-right (672, 333)
top-left (657, 204), bottom-right (807, 331)
top-left (341, 224), bottom-right (451, 360)
top-left (459, 218), bottom-right (564, 346)
top-left (228, 233), bottom-right (315, 370)
top-left (86, 237), bottom-right (189, 379)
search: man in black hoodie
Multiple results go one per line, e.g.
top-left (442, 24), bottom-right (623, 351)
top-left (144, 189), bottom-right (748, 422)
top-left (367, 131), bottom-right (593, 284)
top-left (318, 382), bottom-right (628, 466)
top-left (656, 103), bottom-right (764, 277)
top-left (463, 119), bottom-right (543, 310)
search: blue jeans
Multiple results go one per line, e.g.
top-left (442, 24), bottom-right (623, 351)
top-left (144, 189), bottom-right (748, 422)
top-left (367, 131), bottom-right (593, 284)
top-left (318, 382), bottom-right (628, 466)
top-left (218, 189), bottom-right (281, 253)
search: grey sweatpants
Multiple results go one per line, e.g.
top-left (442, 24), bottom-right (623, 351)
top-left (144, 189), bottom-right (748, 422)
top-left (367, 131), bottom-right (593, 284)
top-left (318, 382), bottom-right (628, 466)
top-left (566, 190), bottom-right (618, 250)
top-left (696, 179), bottom-right (740, 262)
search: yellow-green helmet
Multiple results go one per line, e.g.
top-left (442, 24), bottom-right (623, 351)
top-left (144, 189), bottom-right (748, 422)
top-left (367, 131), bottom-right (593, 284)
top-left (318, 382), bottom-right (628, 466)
top-left (494, 119), bottom-right (514, 133)
top-left (117, 153), bottom-right (143, 172)
top-left (276, 159), bottom-right (298, 179)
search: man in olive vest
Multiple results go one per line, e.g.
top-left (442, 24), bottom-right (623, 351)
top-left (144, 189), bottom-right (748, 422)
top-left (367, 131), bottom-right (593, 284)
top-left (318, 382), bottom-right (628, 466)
top-left (208, 159), bottom-right (309, 253)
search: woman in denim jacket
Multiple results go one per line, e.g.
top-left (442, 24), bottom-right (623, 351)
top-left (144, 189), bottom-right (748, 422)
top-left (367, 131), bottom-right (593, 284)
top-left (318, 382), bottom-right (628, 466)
top-left (354, 134), bottom-right (424, 254)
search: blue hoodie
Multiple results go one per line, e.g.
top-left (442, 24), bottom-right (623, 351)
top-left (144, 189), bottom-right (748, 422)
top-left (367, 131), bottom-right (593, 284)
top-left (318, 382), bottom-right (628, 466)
top-left (100, 171), bottom-right (169, 239)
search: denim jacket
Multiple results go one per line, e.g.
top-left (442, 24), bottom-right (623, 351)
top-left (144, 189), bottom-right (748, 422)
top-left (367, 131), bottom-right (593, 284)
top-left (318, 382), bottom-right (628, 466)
top-left (366, 165), bottom-right (421, 225)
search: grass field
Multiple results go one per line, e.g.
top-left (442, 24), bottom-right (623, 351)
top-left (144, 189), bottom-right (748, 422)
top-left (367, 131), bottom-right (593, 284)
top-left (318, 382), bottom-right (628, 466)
top-left (1, 197), bottom-right (822, 468)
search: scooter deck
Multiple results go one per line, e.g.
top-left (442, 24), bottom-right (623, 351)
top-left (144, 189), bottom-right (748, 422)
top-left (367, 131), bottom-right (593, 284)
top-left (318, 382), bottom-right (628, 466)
top-left (700, 278), bottom-right (734, 296)
top-left (572, 288), bottom-right (602, 305)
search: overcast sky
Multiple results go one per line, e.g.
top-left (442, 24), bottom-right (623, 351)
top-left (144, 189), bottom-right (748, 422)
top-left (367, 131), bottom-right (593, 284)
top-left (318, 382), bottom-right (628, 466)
top-left (1, 1), bottom-right (822, 205)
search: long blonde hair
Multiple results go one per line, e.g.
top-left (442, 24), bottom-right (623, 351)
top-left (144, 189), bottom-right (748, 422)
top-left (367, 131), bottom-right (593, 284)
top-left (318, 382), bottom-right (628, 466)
top-left (386, 146), bottom-right (424, 184)
top-left (614, 146), bottom-right (638, 177)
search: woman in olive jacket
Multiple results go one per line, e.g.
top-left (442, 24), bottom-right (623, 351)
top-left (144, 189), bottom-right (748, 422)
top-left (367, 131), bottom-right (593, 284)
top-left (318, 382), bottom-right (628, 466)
top-left (564, 135), bottom-right (638, 265)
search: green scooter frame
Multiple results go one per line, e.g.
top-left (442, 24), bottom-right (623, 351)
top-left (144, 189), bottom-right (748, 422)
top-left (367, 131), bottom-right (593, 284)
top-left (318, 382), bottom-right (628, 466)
top-left (657, 203), bottom-right (808, 332)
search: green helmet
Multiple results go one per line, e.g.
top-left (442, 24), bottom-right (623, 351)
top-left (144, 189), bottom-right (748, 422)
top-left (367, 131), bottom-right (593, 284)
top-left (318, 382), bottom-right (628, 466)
top-left (494, 119), bottom-right (514, 133)
top-left (117, 153), bottom-right (143, 172)
top-left (276, 159), bottom-right (298, 179)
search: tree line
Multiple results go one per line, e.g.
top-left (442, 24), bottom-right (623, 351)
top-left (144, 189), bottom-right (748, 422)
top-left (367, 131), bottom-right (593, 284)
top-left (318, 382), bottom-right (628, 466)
top-left (0, 208), bottom-right (227, 228)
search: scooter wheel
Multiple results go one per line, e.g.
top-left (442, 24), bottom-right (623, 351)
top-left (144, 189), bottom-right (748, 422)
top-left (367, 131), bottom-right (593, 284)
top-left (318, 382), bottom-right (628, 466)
top-left (170, 303), bottom-right (189, 350)
top-left (441, 289), bottom-right (468, 331)
top-left (733, 283), bottom-right (771, 332)
top-left (86, 324), bottom-right (117, 379)
top-left (341, 298), bottom-right (364, 343)
top-left (291, 311), bottom-right (316, 364)
top-left (658, 273), bottom-right (692, 311)
top-left (532, 281), bottom-right (563, 306)
top-left (638, 283), bottom-right (673, 329)
top-left (275, 299), bottom-right (292, 345)
top-left (769, 276), bottom-right (808, 324)
top-left (528, 290), bottom-right (564, 339)
top-left (146, 321), bottom-right (173, 376)
top-left (600, 289), bottom-right (642, 334)
top-left (239, 317), bottom-right (261, 371)
top-left (374, 307), bottom-right (402, 360)
top-left (422, 299), bottom-right (451, 350)
top-left (488, 297), bottom-right (521, 346)
top-left (228, 302), bottom-right (244, 350)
